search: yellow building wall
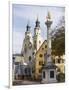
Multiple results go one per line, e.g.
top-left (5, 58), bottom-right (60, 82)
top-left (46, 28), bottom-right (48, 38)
top-left (56, 63), bottom-right (65, 73)
top-left (35, 41), bottom-right (47, 80)
top-left (34, 41), bottom-right (65, 80)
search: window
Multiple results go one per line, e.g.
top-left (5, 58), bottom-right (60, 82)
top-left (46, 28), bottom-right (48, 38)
top-left (62, 59), bottom-right (64, 63)
top-left (39, 40), bottom-right (41, 44)
top-left (24, 47), bottom-right (27, 53)
top-left (42, 48), bottom-right (44, 50)
top-left (32, 52), bottom-right (35, 55)
top-left (25, 44), bottom-right (26, 46)
top-left (39, 69), bottom-right (42, 73)
top-left (25, 68), bottom-right (27, 74)
top-left (13, 56), bottom-right (15, 60)
top-left (43, 71), bottom-right (45, 78)
top-left (39, 61), bottom-right (43, 65)
top-left (34, 41), bottom-right (36, 49)
top-left (39, 54), bottom-right (43, 57)
top-left (29, 56), bottom-right (31, 61)
top-left (45, 45), bottom-right (47, 48)
top-left (50, 71), bottom-right (54, 78)
top-left (58, 59), bottom-right (60, 63)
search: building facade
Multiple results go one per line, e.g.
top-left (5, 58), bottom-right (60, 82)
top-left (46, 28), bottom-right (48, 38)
top-left (34, 40), bottom-right (47, 80)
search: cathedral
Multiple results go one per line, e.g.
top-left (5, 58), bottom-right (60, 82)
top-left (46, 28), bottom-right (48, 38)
top-left (19, 17), bottom-right (46, 80)
top-left (21, 17), bottom-right (43, 64)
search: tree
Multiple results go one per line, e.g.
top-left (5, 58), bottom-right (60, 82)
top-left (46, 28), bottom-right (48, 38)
top-left (51, 16), bottom-right (65, 56)
top-left (56, 72), bottom-right (65, 82)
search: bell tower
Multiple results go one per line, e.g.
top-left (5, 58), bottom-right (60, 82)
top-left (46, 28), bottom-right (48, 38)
top-left (21, 23), bottom-right (33, 63)
top-left (33, 17), bottom-right (43, 52)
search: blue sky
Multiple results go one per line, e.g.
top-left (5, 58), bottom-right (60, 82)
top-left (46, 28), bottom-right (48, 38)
top-left (12, 4), bottom-right (65, 54)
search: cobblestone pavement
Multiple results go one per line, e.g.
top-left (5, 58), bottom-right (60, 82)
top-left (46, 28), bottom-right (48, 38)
top-left (13, 80), bottom-right (41, 85)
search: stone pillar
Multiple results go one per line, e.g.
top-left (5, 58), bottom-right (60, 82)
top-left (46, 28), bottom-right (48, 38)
top-left (41, 12), bottom-right (57, 83)
top-left (45, 12), bottom-right (52, 65)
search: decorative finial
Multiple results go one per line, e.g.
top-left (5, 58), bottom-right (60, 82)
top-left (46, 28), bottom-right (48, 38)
top-left (36, 14), bottom-right (39, 21)
top-left (27, 20), bottom-right (30, 25)
top-left (46, 11), bottom-right (51, 20)
top-left (26, 20), bottom-right (30, 31)
top-left (35, 15), bottom-right (40, 27)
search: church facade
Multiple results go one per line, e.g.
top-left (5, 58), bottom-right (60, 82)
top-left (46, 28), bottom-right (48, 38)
top-left (21, 18), bottom-right (44, 78)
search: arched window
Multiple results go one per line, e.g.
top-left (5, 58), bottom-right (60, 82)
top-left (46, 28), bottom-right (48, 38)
top-left (45, 45), bottom-right (47, 48)
top-left (39, 40), bottom-right (41, 44)
top-left (24, 47), bottom-right (27, 53)
top-left (29, 56), bottom-right (31, 61)
top-left (32, 52), bottom-right (35, 55)
top-left (34, 41), bottom-right (36, 49)
top-left (58, 58), bottom-right (60, 63)
top-left (39, 54), bottom-right (43, 58)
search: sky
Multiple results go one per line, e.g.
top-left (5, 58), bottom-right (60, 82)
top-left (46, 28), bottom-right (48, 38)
top-left (12, 4), bottom-right (65, 54)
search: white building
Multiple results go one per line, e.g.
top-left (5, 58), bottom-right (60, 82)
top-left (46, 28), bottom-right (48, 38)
top-left (21, 18), bottom-right (43, 64)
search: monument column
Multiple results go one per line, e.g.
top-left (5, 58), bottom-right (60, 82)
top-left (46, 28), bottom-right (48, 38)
top-left (41, 12), bottom-right (57, 83)
top-left (45, 12), bottom-right (52, 65)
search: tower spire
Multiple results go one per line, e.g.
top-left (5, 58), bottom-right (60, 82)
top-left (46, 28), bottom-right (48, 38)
top-left (35, 16), bottom-right (40, 27)
top-left (26, 20), bottom-right (30, 31)
top-left (36, 15), bottom-right (38, 21)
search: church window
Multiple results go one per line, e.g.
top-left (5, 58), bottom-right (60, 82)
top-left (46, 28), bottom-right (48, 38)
top-left (39, 54), bottom-right (43, 58)
top-left (24, 47), bottom-right (27, 53)
top-left (39, 40), bottom-right (41, 44)
top-left (34, 41), bottom-right (36, 49)
top-left (50, 71), bottom-right (54, 78)
top-left (32, 52), bottom-right (35, 55)
top-left (29, 56), bottom-right (31, 61)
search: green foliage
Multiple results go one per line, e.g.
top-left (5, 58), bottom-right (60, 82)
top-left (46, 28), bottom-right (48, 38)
top-left (56, 73), bottom-right (65, 82)
top-left (52, 26), bottom-right (65, 56)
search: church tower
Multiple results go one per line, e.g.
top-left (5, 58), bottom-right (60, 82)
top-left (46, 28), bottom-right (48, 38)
top-left (21, 23), bottom-right (33, 63)
top-left (33, 17), bottom-right (43, 52)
